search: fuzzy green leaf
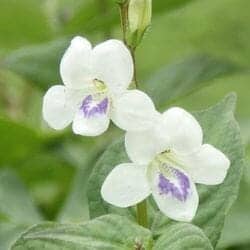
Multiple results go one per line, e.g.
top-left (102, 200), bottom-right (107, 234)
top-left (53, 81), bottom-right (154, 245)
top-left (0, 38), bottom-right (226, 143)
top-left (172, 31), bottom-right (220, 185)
top-left (0, 117), bottom-right (42, 165)
top-left (193, 93), bottom-right (244, 245)
top-left (153, 223), bottom-right (213, 250)
top-left (142, 55), bottom-right (243, 109)
top-left (11, 214), bottom-right (152, 250)
top-left (0, 170), bottom-right (42, 250)
top-left (11, 214), bottom-right (214, 250)
top-left (217, 164), bottom-right (250, 248)
top-left (87, 138), bottom-right (131, 219)
top-left (3, 39), bottom-right (68, 90)
top-left (0, 224), bottom-right (27, 250)
top-left (0, 170), bottom-right (42, 225)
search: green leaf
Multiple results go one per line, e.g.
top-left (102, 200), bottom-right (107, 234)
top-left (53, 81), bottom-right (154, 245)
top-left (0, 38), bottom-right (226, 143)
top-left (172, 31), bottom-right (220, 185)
top-left (0, 170), bottom-right (42, 224)
top-left (11, 214), bottom-right (153, 250)
top-left (58, 129), bottom-right (122, 222)
top-left (0, 0), bottom-right (52, 49)
top-left (15, 152), bottom-right (75, 220)
top-left (142, 55), bottom-right (243, 109)
top-left (153, 223), bottom-right (213, 250)
top-left (57, 144), bottom-right (96, 223)
top-left (0, 170), bottom-right (42, 249)
top-left (87, 137), bottom-right (132, 219)
top-left (3, 39), bottom-right (68, 90)
top-left (0, 223), bottom-right (27, 250)
top-left (0, 117), bottom-right (43, 166)
top-left (217, 164), bottom-right (250, 248)
top-left (57, 168), bottom-right (90, 223)
top-left (192, 93), bottom-right (244, 245)
top-left (218, 208), bottom-right (250, 249)
top-left (87, 94), bottom-right (244, 247)
top-left (10, 214), bottom-right (214, 250)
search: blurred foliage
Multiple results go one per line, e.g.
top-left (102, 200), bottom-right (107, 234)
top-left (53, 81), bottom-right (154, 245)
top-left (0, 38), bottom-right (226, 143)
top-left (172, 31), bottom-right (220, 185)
top-left (0, 0), bottom-right (52, 49)
top-left (142, 55), bottom-right (244, 109)
top-left (0, 0), bottom-right (249, 249)
top-left (0, 170), bottom-right (42, 250)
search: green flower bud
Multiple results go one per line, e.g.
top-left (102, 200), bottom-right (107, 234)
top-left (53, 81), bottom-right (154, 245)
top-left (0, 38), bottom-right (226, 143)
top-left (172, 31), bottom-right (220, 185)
top-left (127, 0), bottom-right (152, 48)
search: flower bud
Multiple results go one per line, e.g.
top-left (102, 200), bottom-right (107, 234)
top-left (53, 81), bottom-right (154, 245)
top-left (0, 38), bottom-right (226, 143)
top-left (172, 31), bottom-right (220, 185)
top-left (127, 0), bottom-right (152, 48)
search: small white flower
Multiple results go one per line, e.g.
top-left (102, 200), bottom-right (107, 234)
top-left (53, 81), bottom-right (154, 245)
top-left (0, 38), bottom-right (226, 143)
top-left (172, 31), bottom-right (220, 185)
top-left (101, 107), bottom-right (230, 222)
top-left (43, 36), bottom-right (156, 136)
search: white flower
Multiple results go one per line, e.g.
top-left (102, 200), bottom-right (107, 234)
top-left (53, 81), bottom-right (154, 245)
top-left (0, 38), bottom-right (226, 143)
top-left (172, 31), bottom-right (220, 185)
top-left (43, 36), bottom-right (156, 136)
top-left (101, 107), bottom-right (230, 222)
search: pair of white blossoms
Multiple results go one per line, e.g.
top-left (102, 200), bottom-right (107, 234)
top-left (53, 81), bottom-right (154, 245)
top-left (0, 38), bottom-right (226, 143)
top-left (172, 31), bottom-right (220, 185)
top-left (43, 36), bottom-right (230, 222)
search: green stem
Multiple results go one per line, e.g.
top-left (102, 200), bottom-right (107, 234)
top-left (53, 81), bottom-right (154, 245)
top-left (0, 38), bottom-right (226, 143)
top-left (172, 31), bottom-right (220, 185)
top-left (130, 49), bottom-right (138, 88)
top-left (119, 2), bottom-right (129, 44)
top-left (136, 200), bottom-right (148, 228)
top-left (119, 2), bottom-right (138, 88)
top-left (119, 1), bottom-right (146, 227)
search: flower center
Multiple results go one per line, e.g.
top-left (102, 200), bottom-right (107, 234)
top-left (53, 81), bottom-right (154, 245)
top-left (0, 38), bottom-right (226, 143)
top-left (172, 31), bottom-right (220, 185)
top-left (93, 79), bottom-right (108, 93)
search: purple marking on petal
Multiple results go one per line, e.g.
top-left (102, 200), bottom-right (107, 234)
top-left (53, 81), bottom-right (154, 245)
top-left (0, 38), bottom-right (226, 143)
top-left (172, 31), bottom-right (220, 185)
top-left (80, 95), bottom-right (108, 118)
top-left (158, 167), bottom-right (190, 202)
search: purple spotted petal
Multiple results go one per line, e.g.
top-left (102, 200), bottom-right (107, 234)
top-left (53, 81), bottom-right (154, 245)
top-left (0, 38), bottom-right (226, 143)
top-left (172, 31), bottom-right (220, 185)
top-left (80, 95), bottom-right (108, 118)
top-left (158, 166), bottom-right (190, 202)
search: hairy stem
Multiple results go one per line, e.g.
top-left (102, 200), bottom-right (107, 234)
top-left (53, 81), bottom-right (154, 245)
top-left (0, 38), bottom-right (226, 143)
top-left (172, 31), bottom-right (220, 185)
top-left (130, 49), bottom-right (138, 88)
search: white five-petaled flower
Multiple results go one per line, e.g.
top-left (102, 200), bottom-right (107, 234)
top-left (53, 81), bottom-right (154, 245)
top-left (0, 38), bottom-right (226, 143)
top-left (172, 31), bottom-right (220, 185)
top-left (43, 36), bottom-right (156, 136)
top-left (101, 107), bottom-right (230, 222)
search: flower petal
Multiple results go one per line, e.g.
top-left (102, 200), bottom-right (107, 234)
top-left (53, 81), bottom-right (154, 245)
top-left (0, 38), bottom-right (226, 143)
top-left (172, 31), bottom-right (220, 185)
top-left (148, 162), bottom-right (199, 222)
top-left (162, 107), bottom-right (203, 154)
top-left (125, 127), bottom-right (170, 165)
top-left (101, 163), bottom-right (150, 208)
top-left (111, 90), bottom-right (157, 131)
top-left (60, 36), bottom-right (92, 88)
top-left (42, 85), bottom-right (75, 130)
top-left (92, 39), bottom-right (133, 94)
top-left (72, 95), bottom-right (110, 136)
top-left (180, 144), bottom-right (230, 185)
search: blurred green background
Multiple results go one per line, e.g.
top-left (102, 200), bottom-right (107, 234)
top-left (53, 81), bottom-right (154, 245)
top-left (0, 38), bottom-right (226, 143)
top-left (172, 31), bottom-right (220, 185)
top-left (0, 0), bottom-right (249, 249)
